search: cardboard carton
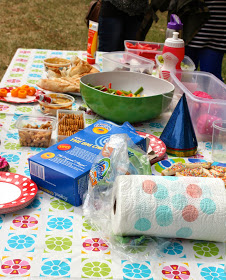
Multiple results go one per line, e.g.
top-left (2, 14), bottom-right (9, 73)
top-left (29, 121), bottom-right (147, 206)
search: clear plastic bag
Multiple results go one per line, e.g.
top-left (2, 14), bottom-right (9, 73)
top-left (83, 133), bottom-right (169, 260)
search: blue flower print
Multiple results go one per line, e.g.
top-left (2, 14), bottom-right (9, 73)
top-left (205, 142), bottom-right (212, 151)
top-left (123, 262), bottom-right (153, 279)
top-left (51, 51), bottom-right (63, 55)
top-left (6, 132), bottom-right (19, 140)
top-left (200, 266), bottom-right (226, 280)
top-left (163, 242), bottom-right (184, 255)
top-left (31, 64), bottom-right (43, 69)
top-left (7, 234), bottom-right (35, 249)
top-left (41, 259), bottom-right (70, 276)
top-left (34, 55), bottom-right (46, 59)
top-left (12, 114), bottom-right (20, 122)
top-left (26, 198), bottom-right (41, 209)
top-left (24, 167), bottom-right (30, 177)
top-left (0, 216), bottom-right (3, 229)
top-left (149, 123), bottom-right (164, 129)
top-left (1, 153), bottom-right (20, 164)
top-left (30, 146), bottom-right (45, 152)
top-left (28, 73), bottom-right (42, 78)
top-left (48, 217), bottom-right (73, 230)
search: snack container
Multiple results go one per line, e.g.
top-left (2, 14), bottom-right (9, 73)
top-left (102, 51), bottom-right (154, 74)
top-left (57, 110), bottom-right (86, 142)
top-left (124, 40), bottom-right (164, 62)
top-left (155, 54), bottom-right (196, 72)
top-left (44, 57), bottom-right (71, 74)
top-left (38, 93), bottom-right (74, 116)
top-left (15, 115), bottom-right (57, 148)
top-left (169, 71), bottom-right (226, 142)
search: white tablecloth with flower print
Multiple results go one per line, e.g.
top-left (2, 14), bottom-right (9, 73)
top-left (0, 48), bottom-right (225, 280)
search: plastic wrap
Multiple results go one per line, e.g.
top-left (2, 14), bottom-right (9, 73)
top-left (83, 133), bottom-right (169, 260)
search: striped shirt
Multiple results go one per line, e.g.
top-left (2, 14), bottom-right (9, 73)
top-left (188, 0), bottom-right (226, 51)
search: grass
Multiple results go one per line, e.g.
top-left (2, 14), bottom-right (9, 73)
top-left (0, 1), bottom-right (225, 81)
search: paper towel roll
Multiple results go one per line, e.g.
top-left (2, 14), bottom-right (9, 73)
top-left (111, 175), bottom-right (226, 242)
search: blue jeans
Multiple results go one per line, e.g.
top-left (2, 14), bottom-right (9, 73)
top-left (98, 15), bottom-right (144, 52)
top-left (185, 46), bottom-right (224, 81)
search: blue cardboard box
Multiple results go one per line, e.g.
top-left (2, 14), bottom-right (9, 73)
top-left (29, 120), bottom-right (147, 206)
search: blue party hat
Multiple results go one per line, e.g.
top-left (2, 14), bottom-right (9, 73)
top-left (160, 93), bottom-right (197, 157)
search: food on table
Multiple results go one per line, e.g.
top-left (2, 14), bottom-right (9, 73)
top-left (52, 96), bottom-right (71, 104)
top-left (193, 91), bottom-right (213, 99)
top-left (176, 166), bottom-right (203, 177)
top-left (197, 114), bottom-right (222, 135)
top-left (185, 161), bottom-right (212, 169)
top-left (162, 161), bottom-right (212, 176)
top-left (17, 89), bottom-right (27, 99)
top-left (0, 156), bottom-right (10, 171)
top-left (58, 112), bottom-right (84, 141)
top-left (161, 162), bottom-right (187, 176)
top-left (0, 88), bottom-right (8, 97)
top-left (19, 122), bottom-right (53, 148)
top-left (38, 93), bottom-right (74, 116)
top-left (37, 56), bottom-right (99, 93)
top-left (87, 83), bottom-right (144, 97)
top-left (7, 85), bottom-right (37, 99)
top-left (162, 161), bottom-right (226, 186)
top-left (44, 57), bottom-right (71, 75)
top-left (126, 41), bottom-right (160, 51)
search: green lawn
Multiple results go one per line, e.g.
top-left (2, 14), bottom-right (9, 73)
top-left (0, 0), bottom-right (225, 81)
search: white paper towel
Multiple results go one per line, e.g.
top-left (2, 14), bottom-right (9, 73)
top-left (111, 175), bottom-right (226, 242)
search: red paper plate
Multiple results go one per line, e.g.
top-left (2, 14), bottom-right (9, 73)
top-left (137, 131), bottom-right (166, 165)
top-left (0, 172), bottom-right (38, 214)
top-left (0, 87), bottom-right (44, 104)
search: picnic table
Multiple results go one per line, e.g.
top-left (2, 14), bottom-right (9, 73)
top-left (0, 48), bottom-right (225, 279)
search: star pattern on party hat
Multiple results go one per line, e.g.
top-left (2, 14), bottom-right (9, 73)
top-left (160, 93), bottom-right (197, 157)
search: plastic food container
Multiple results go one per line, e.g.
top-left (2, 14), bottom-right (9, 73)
top-left (38, 93), bottom-right (74, 116)
top-left (44, 57), bottom-right (71, 74)
top-left (124, 40), bottom-right (164, 63)
top-left (57, 110), bottom-right (85, 142)
top-left (15, 115), bottom-right (57, 148)
top-left (169, 71), bottom-right (226, 142)
top-left (102, 51), bottom-right (154, 74)
top-left (155, 55), bottom-right (196, 72)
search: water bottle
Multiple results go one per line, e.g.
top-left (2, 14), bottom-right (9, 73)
top-left (160, 32), bottom-right (185, 80)
top-left (166, 14), bottom-right (183, 39)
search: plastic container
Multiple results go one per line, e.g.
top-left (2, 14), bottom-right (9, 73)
top-left (57, 110), bottom-right (85, 142)
top-left (15, 115), bottom-right (56, 148)
top-left (124, 40), bottom-right (164, 63)
top-left (212, 120), bottom-right (226, 163)
top-left (156, 55), bottom-right (196, 72)
top-left (44, 57), bottom-right (71, 74)
top-left (38, 93), bottom-right (74, 116)
top-left (102, 51), bottom-right (154, 74)
top-left (169, 70), bottom-right (226, 142)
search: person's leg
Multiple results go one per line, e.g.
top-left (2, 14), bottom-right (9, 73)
top-left (185, 46), bottom-right (200, 70)
top-left (199, 48), bottom-right (224, 81)
top-left (98, 16), bottom-right (124, 52)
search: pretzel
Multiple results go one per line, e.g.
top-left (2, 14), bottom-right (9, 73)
top-left (57, 113), bottom-right (84, 140)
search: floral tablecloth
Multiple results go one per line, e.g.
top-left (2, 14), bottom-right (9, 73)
top-left (0, 48), bottom-right (225, 280)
